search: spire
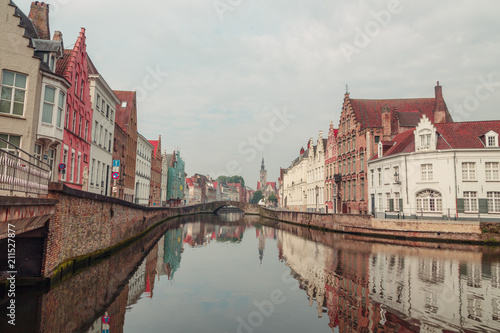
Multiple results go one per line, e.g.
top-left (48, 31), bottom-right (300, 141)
top-left (261, 157), bottom-right (265, 170)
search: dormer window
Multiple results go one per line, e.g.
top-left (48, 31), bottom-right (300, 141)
top-left (49, 55), bottom-right (55, 72)
top-left (378, 141), bottom-right (383, 158)
top-left (414, 115), bottom-right (436, 152)
top-left (486, 130), bottom-right (499, 147)
top-left (121, 101), bottom-right (127, 108)
top-left (420, 131), bottom-right (431, 147)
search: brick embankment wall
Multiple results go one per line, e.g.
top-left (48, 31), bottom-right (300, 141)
top-left (261, 208), bottom-right (500, 244)
top-left (44, 183), bottom-right (181, 278)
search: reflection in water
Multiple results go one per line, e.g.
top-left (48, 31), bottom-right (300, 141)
top-left (4, 214), bottom-right (499, 332)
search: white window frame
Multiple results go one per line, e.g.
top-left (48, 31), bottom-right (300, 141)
top-left (487, 191), bottom-right (500, 213)
top-left (462, 162), bottom-right (476, 181)
top-left (34, 143), bottom-right (42, 166)
top-left (416, 190), bottom-right (442, 213)
top-left (0, 70), bottom-right (27, 116)
top-left (62, 145), bottom-right (68, 181)
top-left (91, 158), bottom-right (95, 185)
top-left (56, 91), bottom-right (65, 128)
top-left (42, 85), bottom-right (56, 124)
top-left (486, 162), bottom-right (499, 181)
top-left (70, 149), bottom-right (75, 183)
top-left (464, 191), bottom-right (478, 213)
top-left (421, 164), bottom-right (433, 181)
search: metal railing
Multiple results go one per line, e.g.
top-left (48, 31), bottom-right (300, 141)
top-left (0, 137), bottom-right (52, 196)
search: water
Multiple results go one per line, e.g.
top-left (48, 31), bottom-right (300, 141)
top-left (3, 213), bottom-right (500, 332)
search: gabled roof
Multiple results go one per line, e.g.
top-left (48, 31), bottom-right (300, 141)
top-left (149, 140), bottom-right (159, 157)
top-left (113, 91), bottom-right (136, 131)
top-left (10, 0), bottom-right (38, 42)
top-left (378, 120), bottom-right (500, 159)
top-left (55, 49), bottom-right (71, 76)
top-left (349, 98), bottom-right (441, 129)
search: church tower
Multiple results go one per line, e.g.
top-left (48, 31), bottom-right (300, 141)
top-left (260, 158), bottom-right (267, 189)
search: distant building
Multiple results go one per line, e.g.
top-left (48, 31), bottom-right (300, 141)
top-left (282, 147), bottom-right (308, 211)
top-left (166, 150), bottom-right (185, 206)
top-left (186, 177), bottom-right (201, 205)
top-left (324, 122), bottom-right (339, 213)
top-left (135, 133), bottom-right (153, 206)
top-left (113, 91), bottom-right (138, 203)
top-left (111, 123), bottom-right (127, 200)
top-left (368, 116), bottom-right (500, 221)
top-left (161, 150), bottom-right (169, 206)
top-left (306, 132), bottom-right (326, 212)
top-left (257, 158), bottom-right (277, 198)
top-left (148, 136), bottom-right (162, 206)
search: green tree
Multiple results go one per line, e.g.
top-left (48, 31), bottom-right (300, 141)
top-left (267, 192), bottom-right (277, 203)
top-left (216, 175), bottom-right (245, 187)
top-left (251, 190), bottom-right (264, 204)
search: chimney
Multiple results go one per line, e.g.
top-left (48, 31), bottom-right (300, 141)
top-left (28, 2), bottom-right (50, 40)
top-left (434, 81), bottom-right (447, 123)
top-left (381, 104), bottom-right (391, 141)
top-left (53, 30), bottom-right (62, 41)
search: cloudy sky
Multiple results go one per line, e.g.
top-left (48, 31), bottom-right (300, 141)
top-left (14, 0), bottom-right (500, 188)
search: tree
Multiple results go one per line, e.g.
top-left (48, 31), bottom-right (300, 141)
top-left (267, 193), bottom-right (277, 203)
top-left (216, 175), bottom-right (245, 187)
top-left (251, 190), bottom-right (264, 204)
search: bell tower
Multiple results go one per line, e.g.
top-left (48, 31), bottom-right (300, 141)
top-left (260, 158), bottom-right (267, 189)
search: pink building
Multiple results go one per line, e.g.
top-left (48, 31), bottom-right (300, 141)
top-left (55, 28), bottom-right (92, 190)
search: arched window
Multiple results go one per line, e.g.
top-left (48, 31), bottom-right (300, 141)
top-left (416, 190), bottom-right (442, 212)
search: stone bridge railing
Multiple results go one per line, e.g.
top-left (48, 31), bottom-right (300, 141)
top-left (178, 201), bottom-right (261, 216)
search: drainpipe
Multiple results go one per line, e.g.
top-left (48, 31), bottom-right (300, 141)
top-left (454, 151), bottom-right (458, 219)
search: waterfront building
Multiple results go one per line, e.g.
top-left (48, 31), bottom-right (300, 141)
top-left (324, 122), bottom-right (339, 213)
top-left (227, 182), bottom-right (245, 202)
top-left (87, 56), bottom-right (119, 196)
top-left (113, 90), bottom-right (138, 203)
top-left (135, 133), bottom-right (153, 206)
top-left (1, 1), bottom-right (68, 182)
top-left (148, 136), bottom-right (162, 206)
top-left (186, 177), bottom-right (201, 205)
top-left (282, 147), bottom-right (308, 211)
top-left (111, 123), bottom-right (127, 199)
top-left (166, 150), bottom-right (185, 206)
top-left (161, 150), bottom-right (168, 206)
top-left (306, 132), bottom-right (326, 212)
top-left (257, 158), bottom-right (277, 199)
top-left (336, 83), bottom-right (454, 214)
top-left (368, 116), bottom-right (500, 221)
top-left (55, 28), bottom-right (93, 190)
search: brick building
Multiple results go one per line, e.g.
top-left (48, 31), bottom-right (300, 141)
top-left (56, 28), bottom-right (92, 191)
top-left (335, 83), bottom-right (453, 214)
top-left (148, 135), bottom-right (162, 206)
top-left (113, 91), bottom-right (138, 203)
top-left (324, 121), bottom-right (338, 213)
top-left (112, 122), bottom-right (126, 199)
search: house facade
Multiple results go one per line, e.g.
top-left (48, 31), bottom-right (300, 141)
top-left (135, 133), bottom-right (152, 206)
top-left (148, 136), bottom-right (162, 206)
top-left (113, 90), bottom-right (138, 203)
top-left (161, 150), bottom-right (168, 206)
top-left (368, 116), bottom-right (500, 221)
top-left (56, 28), bottom-right (93, 190)
top-left (336, 83), bottom-right (453, 214)
top-left (166, 150), bottom-right (185, 206)
top-left (111, 123), bottom-right (127, 199)
top-left (282, 147), bottom-right (308, 211)
top-left (257, 158), bottom-right (277, 199)
top-left (87, 56), bottom-right (119, 196)
top-left (306, 132), bottom-right (326, 212)
top-left (324, 122), bottom-right (339, 213)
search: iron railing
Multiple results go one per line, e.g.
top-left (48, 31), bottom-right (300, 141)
top-left (0, 137), bottom-right (52, 196)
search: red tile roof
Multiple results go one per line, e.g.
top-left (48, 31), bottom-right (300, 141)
top-left (55, 49), bottom-right (72, 77)
top-left (113, 91), bottom-right (136, 131)
top-left (350, 98), bottom-right (438, 129)
top-left (379, 120), bottom-right (500, 158)
top-left (396, 111), bottom-right (421, 127)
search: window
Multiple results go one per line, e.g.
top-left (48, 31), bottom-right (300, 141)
top-left (347, 158), bottom-right (350, 174)
top-left (384, 167), bottom-right (390, 185)
top-left (47, 148), bottom-right (55, 171)
top-left (84, 121), bottom-right (89, 141)
top-left (394, 166), bottom-right (400, 183)
top-left (1, 70), bottom-right (27, 116)
top-left (394, 192), bottom-right (400, 211)
top-left (121, 101), bottom-right (127, 108)
top-left (94, 121), bottom-right (98, 142)
top-left (74, 73), bottom-right (79, 96)
top-left (360, 180), bottom-right (364, 199)
top-left (378, 193), bottom-right (382, 210)
top-left (96, 95), bottom-right (101, 110)
top-left (77, 152), bottom-right (81, 183)
top-left (106, 105), bottom-right (110, 118)
top-left (486, 162), bottom-right (499, 181)
top-left (56, 92), bottom-right (65, 128)
top-left (34, 143), bottom-right (42, 165)
top-left (72, 110), bottom-right (76, 132)
top-left (80, 80), bottom-right (84, 100)
top-left (378, 168), bottom-right (382, 186)
top-left (420, 133), bottom-right (431, 147)
top-left (104, 129), bottom-right (108, 150)
top-left (61, 146), bottom-right (68, 181)
top-left (79, 115), bottom-right (83, 137)
top-left (464, 191), bottom-right (478, 212)
top-left (110, 110), bottom-right (114, 123)
top-left (101, 100), bottom-right (105, 113)
top-left (101, 164), bottom-right (105, 187)
top-left (370, 169), bottom-right (374, 187)
top-left (374, 135), bottom-right (380, 144)
top-left (386, 193), bottom-right (391, 211)
top-left (65, 105), bottom-right (70, 127)
top-left (42, 86), bottom-right (56, 124)
top-left (416, 190), bottom-right (442, 212)
top-left (486, 132), bottom-right (499, 147)
top-left (97, 161), bottom-right (101, 187)
top-left (0, 134), bottom-right (21, 155)
top-left (421, 164), bottom-right (433, 181)
top-left (487, 192), bottom-right (500, 213)
top-left (100, 125), bottom-right (104, 146)
top-left (70, 149), bottom-right (75, 182)
top-left (352, 180), bottom-right (356, 201)
top-left (90, 159), bottom-right (95, 185)
top-left (462, 162), bottom-right (476, 181)
top-left (352, 156), bottom-right (356, 173)
top-left (360, 153), bottom-right (364, 171)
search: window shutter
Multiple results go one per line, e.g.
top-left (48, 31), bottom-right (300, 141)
top-left (457, 198), bottom-right (465, 213)
top-left (479, 198), bottom-right (488, 214)
top-left (389, 199), bottom-right (394, 212)
top-left (399, 198), bottom-right (403, 211)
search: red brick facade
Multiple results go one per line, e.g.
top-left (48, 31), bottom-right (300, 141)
top-left (112, 124), bottom-right (127, 200)
top-left (149, 136), bottom-right (162, 206)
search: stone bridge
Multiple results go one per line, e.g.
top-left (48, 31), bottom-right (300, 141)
top-left (178, 201), bottom-right (261, 216)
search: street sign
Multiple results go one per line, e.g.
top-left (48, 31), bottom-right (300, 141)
top-left (113, 159), bottom-right (120, 168)
top-left (112, 172), bottom-right (120, 179)
top-left (58, 163), bottom-right (66, 170)
top-left (112, 186), bottom-right (117, 193)
top-left (112, 166), bottom-right (119, 172)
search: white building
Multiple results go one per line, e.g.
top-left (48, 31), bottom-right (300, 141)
top-left (135, 133), bottom-right (153, 206)
top-left (306, 132), bottom-right (326, 212)
top-left (87, 56), bottom-right (119, 196)
top-left (282, 148), bottom-right (308, 211)
top-left (368, 116), bottom-right (500, 221)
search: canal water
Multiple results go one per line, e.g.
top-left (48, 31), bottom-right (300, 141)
top-left (3, 213), bottom-right (500, 332)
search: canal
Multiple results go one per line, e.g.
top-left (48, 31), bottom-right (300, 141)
top-left (2, 213), bottom-right (500, 332)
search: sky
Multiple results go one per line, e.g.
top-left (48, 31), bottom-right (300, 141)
top-left (13, 0), bottom-right (500, 189)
